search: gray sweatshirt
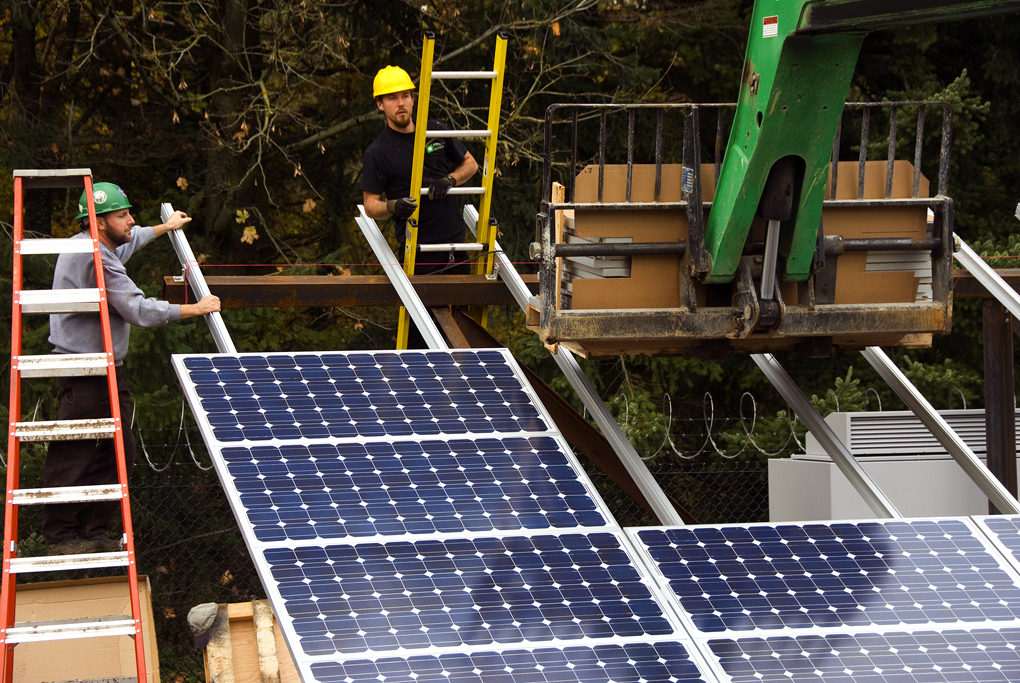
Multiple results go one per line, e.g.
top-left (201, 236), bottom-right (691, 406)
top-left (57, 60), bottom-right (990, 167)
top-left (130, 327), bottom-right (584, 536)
top-left (49, 226), bottom-right (181, 364)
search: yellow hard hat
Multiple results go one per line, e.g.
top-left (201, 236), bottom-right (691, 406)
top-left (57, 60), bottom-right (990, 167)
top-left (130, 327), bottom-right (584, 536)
top-left (373, 66), bottom-right (415, 98)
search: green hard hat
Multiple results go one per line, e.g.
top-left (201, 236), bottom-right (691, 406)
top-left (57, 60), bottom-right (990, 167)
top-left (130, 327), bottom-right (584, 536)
top-left (74, 182), bottom-right (132, 220)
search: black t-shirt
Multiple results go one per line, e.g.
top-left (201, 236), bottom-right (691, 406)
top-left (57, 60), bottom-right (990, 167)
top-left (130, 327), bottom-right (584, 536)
top-left (361, 120), bottom-right (469, 245)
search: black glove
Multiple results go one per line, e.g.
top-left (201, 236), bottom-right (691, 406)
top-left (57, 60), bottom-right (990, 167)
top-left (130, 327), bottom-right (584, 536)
top-left (427, 175), bottom-right (456, 201)
top-left (386, 197), bottom-right (417, 219)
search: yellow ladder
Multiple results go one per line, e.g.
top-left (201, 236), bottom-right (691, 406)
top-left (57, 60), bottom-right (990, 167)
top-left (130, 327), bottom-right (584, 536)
top-left (397, 30), bottom-right (508, 349)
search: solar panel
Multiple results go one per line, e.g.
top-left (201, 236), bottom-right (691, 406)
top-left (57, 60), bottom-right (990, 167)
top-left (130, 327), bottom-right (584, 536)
top-left (221, 436), bottom-right (606, 541)
top-left (307, 641), bottom-right (711, 683)
top-left (708, 627), bottom-right (1020, 683)
top-left (975, 515), bottom-right (1020, 575)
top-left (180, 350), bottom-right (547, 443)
top-left (175, 349), bottom-right (721, 683)
top-left (632, 519), bottom-right (1020, 634)
top-left (260, 531), bottom-right (674, 657)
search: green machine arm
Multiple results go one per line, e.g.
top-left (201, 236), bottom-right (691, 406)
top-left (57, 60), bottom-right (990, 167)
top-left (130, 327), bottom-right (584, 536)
top-left (703, 0), bottom-right (1020, 285)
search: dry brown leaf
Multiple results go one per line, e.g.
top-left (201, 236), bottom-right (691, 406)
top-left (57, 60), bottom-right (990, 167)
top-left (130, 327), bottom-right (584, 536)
top-left (50, 142), bottom-right (59, 155)
top-left (303, 198), bottom-right (317, 213)
top-left (163, 606), bottom-right (176, 619)
top-left (219, 569), bottom-right (234, 586)
top-left (176, 176), bottom-right (189, 190)
top-left (172, 110), bottom-right (180, 124)
top-left (240, 226), bottom-right (259, 244)
top-left (354, 322), bottom-right (364, 331)
top-left (551, 21), bottom-right (560, 36)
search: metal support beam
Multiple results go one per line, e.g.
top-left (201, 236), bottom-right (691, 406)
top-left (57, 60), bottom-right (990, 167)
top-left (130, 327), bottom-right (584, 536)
top-left (751, 353), bottom-right (901, 519)
top-left (464, 206), bottom-right (688, 526)
top-left (162, 274), bottom-right (537, 308)
top-left (861, 345), bottom-right (1020, 515)
top-left (160, 203), bottom-right (237, 354)
top-left (983, 299), bottom-right (1017, 514)
top-left (355, 206), bottom-right (447, 350)
top-left (954, 238), bottom-right (1020, 319)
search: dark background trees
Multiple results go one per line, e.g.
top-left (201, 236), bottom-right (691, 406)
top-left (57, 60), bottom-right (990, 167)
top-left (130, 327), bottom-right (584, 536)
top-left (2, 2), bottom-right (1020, 675)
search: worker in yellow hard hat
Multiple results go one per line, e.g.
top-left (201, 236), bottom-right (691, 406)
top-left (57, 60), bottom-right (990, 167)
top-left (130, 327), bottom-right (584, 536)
top-left (361, 65), bottom-right (479, 347)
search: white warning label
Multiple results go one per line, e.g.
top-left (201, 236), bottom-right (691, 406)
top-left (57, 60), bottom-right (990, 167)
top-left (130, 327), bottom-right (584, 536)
top-left (763, 15), bottom-right (779, 38)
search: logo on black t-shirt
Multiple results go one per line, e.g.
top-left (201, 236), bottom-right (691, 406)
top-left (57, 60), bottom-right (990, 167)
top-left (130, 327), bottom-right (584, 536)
top-left (425, 141), bottom-right (446, 154)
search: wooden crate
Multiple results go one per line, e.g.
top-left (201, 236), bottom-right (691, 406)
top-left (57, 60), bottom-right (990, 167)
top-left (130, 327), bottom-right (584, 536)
top-left (203, 600), bottom-right (299, 683)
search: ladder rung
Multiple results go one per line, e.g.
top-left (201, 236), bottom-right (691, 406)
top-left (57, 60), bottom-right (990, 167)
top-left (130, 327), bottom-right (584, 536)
top-left (5, 616), bottom-right (134, 643)
top-left (431, 70), bottom-right (498, 80)
top-left (425, 129), bottom-right (491, 139)
top-left (418, 243), bottom-right (485, 253)
top-left (16, 353), bottom-right (109, 378)
top-left (15, 418), bottom-right (116, 442)
top-left (13, 168), bottom-right (93, 190)
top-left (19, 238), bottom-right (95, 255)
top-left (19, 288), bottom-right (101, 314)
top-left (419, 187), bottom-right (486, 196)
top-left (9, 551), bottom-right (129, 574)
top-left (12, 484), bottom-right (123, 505)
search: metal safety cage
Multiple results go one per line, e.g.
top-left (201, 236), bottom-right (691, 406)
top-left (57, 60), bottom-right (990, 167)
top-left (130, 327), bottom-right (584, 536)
top-left (532, 100), bottom-right (955, 357)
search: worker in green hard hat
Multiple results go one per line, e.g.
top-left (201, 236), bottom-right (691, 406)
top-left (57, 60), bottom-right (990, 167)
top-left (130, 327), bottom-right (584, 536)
top-left (43, 181), bottom-right (220, 556)
top-left (361, 65), bottom-right (478, 348)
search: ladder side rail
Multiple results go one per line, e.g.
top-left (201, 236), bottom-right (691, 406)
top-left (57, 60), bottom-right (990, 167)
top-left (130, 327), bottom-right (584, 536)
top-left (396, 32), bottom-right (438, 349)
top-left (1, 176), bottom-right (26, 681)
top-left (861, 345), bottom-right (1020, 514)
top-left (751, 353), bottom-right (901, 519)
top-left (954, 237), bottom-right (1020, 322)
top-left (462, 206), bottom-right (685, 525)
top-left (474, 32), bottom-right (509, 281)
top-left (160, 204), bottom-right (237, 353)
top-left (82, 178), bottom-right (148, 683)
top-left (356, 206), bottom-right (448, 350)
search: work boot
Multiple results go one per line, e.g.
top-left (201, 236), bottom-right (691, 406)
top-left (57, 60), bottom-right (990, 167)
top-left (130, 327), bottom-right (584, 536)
top-left (46, 537), bottom-right (96, 556)
top-left (86, 535), bottom-right (123, 552)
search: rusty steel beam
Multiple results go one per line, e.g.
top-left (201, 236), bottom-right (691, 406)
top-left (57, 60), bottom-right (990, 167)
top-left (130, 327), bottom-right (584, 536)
top-left (445, 308), bottom-right (698, 524)
top-left (162, 274), bottom-right (539, 308)
top-left (983, 299), bottom-right (1017, 514)
top-left (953, 269), bottom-right (1020, 299)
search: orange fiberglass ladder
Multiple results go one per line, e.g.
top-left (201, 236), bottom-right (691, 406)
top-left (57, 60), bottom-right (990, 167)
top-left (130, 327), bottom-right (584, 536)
top-left (1, 169), bottom-right (146, 683)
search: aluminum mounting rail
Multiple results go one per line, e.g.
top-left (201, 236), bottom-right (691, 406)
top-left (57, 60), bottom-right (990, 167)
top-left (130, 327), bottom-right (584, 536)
top-left (160, 203), bottom-right (237, 354)
top-left (355, 205), bottom-right (448, 350)
top-left (752, 353), bottom-right (901, 519)
top-left (462, 206), bottom-right (685, 526)
top-left (954, 235), bottom-right (1020, 321)
top-left (861, 345), bottom-right (1020, 514)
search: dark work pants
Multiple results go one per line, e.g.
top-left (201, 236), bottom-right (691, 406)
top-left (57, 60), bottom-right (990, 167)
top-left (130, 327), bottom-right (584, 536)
top-left (42, 370), bottom-right (135, 544)
top-left (405, 250), bottom-right (470, 350)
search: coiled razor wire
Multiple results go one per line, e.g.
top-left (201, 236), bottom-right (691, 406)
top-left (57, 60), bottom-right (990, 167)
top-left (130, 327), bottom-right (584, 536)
top-left (619, 391), bottom-right (805, 461)
top-left (135, 399), bottom-right (213, 472)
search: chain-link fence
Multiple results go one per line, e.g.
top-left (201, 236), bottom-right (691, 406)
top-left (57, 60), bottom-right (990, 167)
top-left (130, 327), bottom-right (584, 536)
top-left (3, 438), bottom-right (774, 683)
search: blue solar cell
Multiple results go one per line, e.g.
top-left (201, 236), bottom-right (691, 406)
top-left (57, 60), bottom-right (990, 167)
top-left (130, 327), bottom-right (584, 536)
top-left (982, 516), bottom-right (1020, 567)
top-left (307, 642), bottom-right (709, 683)
top-left (181, 351), bottom-right (549, 442)
top-left (262, 533), bottom-right (673, 655)
top-left (637, 520), bottom-right (1020, 633)
top-left (709, 628), bottom-right (1020, 683)
top-left (223, 436), bottom-right (604, 540)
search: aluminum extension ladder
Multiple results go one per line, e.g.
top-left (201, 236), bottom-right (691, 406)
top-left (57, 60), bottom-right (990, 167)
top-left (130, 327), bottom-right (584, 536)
top-left (1, 170), bottom-right (147, 683)
top-left (397, 30), bottom-right (508, 348)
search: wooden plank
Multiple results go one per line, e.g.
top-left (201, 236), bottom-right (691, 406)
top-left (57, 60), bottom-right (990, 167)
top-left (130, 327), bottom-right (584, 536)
top-left (252, 600), bottom-right (281, 683)
top-left (204, 605), bottom-right (235, 683)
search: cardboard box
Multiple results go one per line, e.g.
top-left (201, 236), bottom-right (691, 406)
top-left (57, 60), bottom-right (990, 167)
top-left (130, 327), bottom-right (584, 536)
top-left (568, 164), bottom-right (715, 311)
top-left (564, 160), bottom-right (929, 312)
top-left (12, 575), bottom-right (158, 683)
